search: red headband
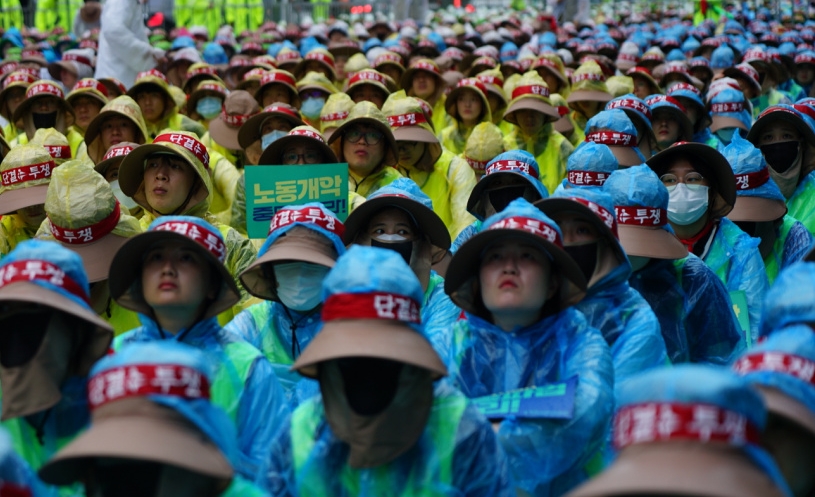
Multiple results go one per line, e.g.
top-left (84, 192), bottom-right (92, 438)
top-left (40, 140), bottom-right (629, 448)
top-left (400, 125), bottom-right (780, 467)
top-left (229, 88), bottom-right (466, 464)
top-left (268, 206), bottom-right (344, 237)
top-left (49, 201), bottom-right (121, 245)
top-left (1, 160), bottom-right (56, 187)
top-left (153, 133), bottom-right (210, 169)
top-left (0, 259), bottom-right (89, 304)
top-left (322, 291), bottom-right (420, 323)
top-left (486, 159), bottom-right (539, 178)
top-left (488, 215), bottom-right (563, 247)
top-left (615, 206), bottom-right (667, 227)
top-left (152, 220), bottom-right (227, 263)
top-left (734, 352), bottom-right (815, 385)
top-left (734, 168), bottom-right (770, 190)
top-left (387, 112), bottom-right (427, 127)
top-left (88, 364), bottom-right (211, 410)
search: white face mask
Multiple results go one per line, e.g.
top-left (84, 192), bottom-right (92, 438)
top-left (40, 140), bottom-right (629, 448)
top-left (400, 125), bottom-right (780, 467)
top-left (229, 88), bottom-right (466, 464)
top-left (667, 183), bottom-right (709, 226)
top-left (274, 262), bottom-right (330, 311)
top-left (109, 180), bottom-right (140, 211)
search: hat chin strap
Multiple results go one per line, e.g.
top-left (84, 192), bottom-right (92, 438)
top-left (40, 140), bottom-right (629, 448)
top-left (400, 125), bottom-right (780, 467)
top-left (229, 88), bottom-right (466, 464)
top-left (155, 176), bottom-right (201, 217)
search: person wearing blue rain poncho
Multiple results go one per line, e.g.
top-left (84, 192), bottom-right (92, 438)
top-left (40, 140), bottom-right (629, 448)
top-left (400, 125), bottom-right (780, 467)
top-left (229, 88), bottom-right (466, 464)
top-left (759, 261), bottom-right (815, 338)
top-left (583, 109), bottom-right (649, 168)
top-left (723, 134), bottom-right (813, 285)
top-left (452, 150), bottom-right (548, 253)
top-left (0, 426), bottom-right (46, 496)
top-left (666, 83), bottom-right (722, 150)
top-left (747, 104), bottom-right (815, 236)
top-left (224, 203), bottom-right (346, 408)
top-left (708, 85), bottom-right (754, 147)
top-left (605, 165), bottom-right (745, 364)
top-left (441, 198), bottom-right (614, 496)
top-left (646, 141), bottom-right (769, 346)
top-left (38, 342), bottom-right (269, 496)
top-left (539, 188), bottom-right (667, 398)
top-left (260, 246), bottom-right (514, 497)
top-left (732, 325), bottom-right (815, 497)
top-left (341, 178), bottom-right (460, 340)
top-left (106, 216), bottom-right (289, 481)
top-left (557, 141), bottom-right (619, 192)
top-left (0, 239), bottom-right (114, 497)
top-left (604, 94), bottom-right (657, 158)
top-left (566, 365), bottom-right (792, 497)
top-left (644, 95), bottom-right (694, 151)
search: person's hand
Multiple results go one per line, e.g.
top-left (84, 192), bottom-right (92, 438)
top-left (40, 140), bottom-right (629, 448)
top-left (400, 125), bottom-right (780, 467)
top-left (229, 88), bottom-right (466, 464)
top-left (152, 48), bottom-right (167, 65)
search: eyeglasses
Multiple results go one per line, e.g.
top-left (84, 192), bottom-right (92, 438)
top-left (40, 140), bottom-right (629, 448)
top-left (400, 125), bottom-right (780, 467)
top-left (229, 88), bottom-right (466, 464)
top-left (282, 150), bottom-right (323, 164)
top-left (345, 127), bottom-right (384, 145)
top-left (396, 141), bottom-right (420, 153)
top-left (660, 172), bottom-right (706, 190)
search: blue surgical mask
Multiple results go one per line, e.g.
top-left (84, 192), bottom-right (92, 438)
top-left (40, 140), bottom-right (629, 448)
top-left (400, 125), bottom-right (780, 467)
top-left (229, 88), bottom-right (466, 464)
top-left (261, 130), bottom-right (288, 151)
top-left (109, 180), bottom-right (140, 211)
top-left (300, 97), bottom-right (326, 120)
top-left (196, 96), bottom-right (222, 120)
top-left (715, 127), bottom-right (737, 145)
top-left (274, 262), bottom-right (330, 311)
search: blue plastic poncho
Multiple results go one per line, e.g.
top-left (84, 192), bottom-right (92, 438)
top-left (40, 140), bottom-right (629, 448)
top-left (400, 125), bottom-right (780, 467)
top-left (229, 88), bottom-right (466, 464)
top-left (559, 142), bottom-right (619, 190)
top-left (711, 44), bottom-right (736, 70)
top-left (549, 188), bottom-right (667, 397)
top-left (225, 203), bottom-right (345, 408)
top-left (760, 261), bottom-right (815, 337)
top-left (583, 109), bottom-right (648, 165)
top-left (260, 246), bottom-right (514, 497)
top-left (710, 87), bottom-right (754, 133)
top-left (604, 166), bottom-right (746, 364)
top-left (441, 200), bottom-right (614, 496)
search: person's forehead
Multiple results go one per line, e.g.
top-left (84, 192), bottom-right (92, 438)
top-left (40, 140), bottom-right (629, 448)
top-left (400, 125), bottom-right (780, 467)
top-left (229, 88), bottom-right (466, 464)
top-left (369, 206), bottom-right (413, 225)
top-left (766, 122), bottom-right (800, 134)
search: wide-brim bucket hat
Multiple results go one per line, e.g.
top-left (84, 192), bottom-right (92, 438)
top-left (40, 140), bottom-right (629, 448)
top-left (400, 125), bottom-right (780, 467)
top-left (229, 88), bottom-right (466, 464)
top-left (747, 104), bottom-right (815, 146)
top-left (0, 143), bottom-right (57, 215)
top-left (39, 398), bottom-right (234, 485)
top-left (382, 92), bottom-right (442, 163)
top-left (293, 48), bottom-right (337, 81)
top-left (41, 159), bottom-right (141, 282)
top-left (84, 95), bottom-right (149, 164)
top-left (647, 95), bottom-right (694, 143)
top-left (532, 53), bottom-right (570, 91)
top-left (94, 142), bottom-right (140, 178)
top-left (209, 90), bottom-right (260, 151)
top-left (445, 77), bottom-right (492, 123)
top-left (724, 133), bottom-right (788, 222)
top-left (625, 66), bottom-right (662, 94)
top-left (108, 216), bottom-right (240, 320)
top-left (503, 71), bottom-right (560, 124)
top-left (646, 141), bottom-right (737, 218)
top-left (238, 103), bottom-right (304, 151)
top-left (342, 177), bottom-right (451, 251)
top-left (399, 58), bottom-right (445, 95)
top-left (65, 78), bottom-right (110, 108)
top-left (729, 195), bottom-right (787, 222)
top-left (584, 108), bottom-right (647, 167)
top-left (0, 70), bottom-right (38, 120)
top-left (327, 100), bottom-right (398, 167)
top-left (239, 203), bottom-right (345, 300)
top-left (345, 69), bottom-right (391, 100)
top-left (567, 59), bottom-right (613, 104)
top-left (291, 245), bottom-right (447, 379)
top-left (258, 125), bottom-right (337, 165)
top-left (445, 197), bottom-right (586, 315)
top-left (186, 80), bottom-right (228, 122)
top-left (254, 69), bottom-right (300, 108)
top-left (12, 79), bottom-right (75, 127)
top-left (125, 70), bottom-right (176, 121)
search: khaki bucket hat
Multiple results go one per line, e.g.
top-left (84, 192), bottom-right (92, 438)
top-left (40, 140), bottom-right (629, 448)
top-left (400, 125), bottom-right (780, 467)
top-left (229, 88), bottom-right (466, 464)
top-left (84, 95), bottom-right (149, 164)
top-left (208, 90), bottom-right (260, 151)
top-left (12, 80), bottom-right (76, 130)
top-left (327, 100), bottom-right (398, 167)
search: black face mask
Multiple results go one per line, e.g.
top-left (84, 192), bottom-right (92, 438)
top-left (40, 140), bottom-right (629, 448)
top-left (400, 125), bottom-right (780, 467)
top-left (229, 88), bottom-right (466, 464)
top-left (90, 460), bottom-right (162, 497)
top-left (32, 111), bottom-right (58, 129)
top-left (761, 142), bottom-right (800, 173)
top-left (370, 238), bottom-right (413, 265)
top-left (564, 242), bottom-right (598, 282)
top-left (0, 312), bottom-right (49, 367)
top-left (488, 186), bottom-right (528, 213)
top-left (734, 221), bottom-right (757, 237)
top-left (338, 357), bottom-right (403, 416)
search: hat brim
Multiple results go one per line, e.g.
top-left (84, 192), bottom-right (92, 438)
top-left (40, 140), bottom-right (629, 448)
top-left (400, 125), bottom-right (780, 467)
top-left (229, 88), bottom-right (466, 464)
top-left (343, 194), bottom-right (451, 250)
top-left (444, 228), bottom-right (586, 312)
top-left (553, 115), bottom-right (574, 136)
top-left (257, 135), bottom-right (338, 165)
top-left (390, 126), bottom-right (438, 144)
top-left (399, 67), bottom-right (444, 93)
top-left (617, 224), bottom-right (688, 259)
top-left (710, 115), bottom-right (750, 133)
top-left (62, 233), bottom-right (132, 283)
top-left (504, 99), bottom-right (561, 124)
top-left (467, 172), bottom-right (544, 218)
top-left (566, 441), bottom-right (788, 497)
top-left (12, 96), bottom-right (75, 127)
top-left (723, 67), bottom-right (762, 94)
top-left (566, 89), bottom-right (613, 103)
top-left (728, 196), bottom-right (787, 222)
top-left (0, 183), bottom-right (49, 215)
top-left (747, 109), bottom-right (815, 146)
top-left (208, 118), bottom-right (242, 152)
top-left (646, 142), bottom-right (737, 210)
top-left (239, 236), bottom-right (338, 300)
top-left (108, 230), bottom-right (240, 320)
top-left (292, 319), bottom-right (447, 379)
top-left (534, 198), bottom-right (626, 263)
top-left (85, 109), bottom-right (147, 163)
top-left (758, 385), bottom-right (815, 439)
top-left (0, 280), bottom-right (113, 333)
top-left (38, 401), bottom-right (233, 486)
top-left (237, 111), bottom-right (305, 150)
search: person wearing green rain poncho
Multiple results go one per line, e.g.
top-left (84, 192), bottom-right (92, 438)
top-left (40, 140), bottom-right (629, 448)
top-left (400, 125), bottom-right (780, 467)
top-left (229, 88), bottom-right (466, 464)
top-left (383, 92), bottom-right (476, 240)
top-left (36, 158), bottom-right (143, 336)
top-left (747, 104), bottom-right (815, 236)
top-left (327, 101), bottom-right (402, 198)
top-left (439, 77), bottom-right (493, 156)
top-left (115, 130), bottom-right (258, 325)
top-left (501, 71), bottom-right (572, 194)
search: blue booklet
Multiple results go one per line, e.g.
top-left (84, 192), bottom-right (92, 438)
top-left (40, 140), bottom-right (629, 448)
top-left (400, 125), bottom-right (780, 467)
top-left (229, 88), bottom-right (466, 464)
top-left (472, 376), bottom-right (578, 420)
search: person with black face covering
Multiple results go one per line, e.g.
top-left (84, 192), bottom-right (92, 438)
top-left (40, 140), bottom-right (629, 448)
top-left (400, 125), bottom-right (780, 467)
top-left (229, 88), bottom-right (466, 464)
top-left (259, 245), bottom-right (513, 496)
top-left (8, 79), bottom-right (86, 158)
top-left (539, 188), bottom-right (667, 400)
top-left (341, 177), bottom-right (460, 349)
top-left (747, 103), bottom-right (815, 236)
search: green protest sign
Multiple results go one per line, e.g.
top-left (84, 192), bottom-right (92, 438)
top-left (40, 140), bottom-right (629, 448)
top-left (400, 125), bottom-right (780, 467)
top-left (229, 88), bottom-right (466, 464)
top-left (471, 376), bottom-right (578, 420)
top-left (245, 163), bottom-right (349, 239)
top-left (729, 290), bottom-right (751, 347)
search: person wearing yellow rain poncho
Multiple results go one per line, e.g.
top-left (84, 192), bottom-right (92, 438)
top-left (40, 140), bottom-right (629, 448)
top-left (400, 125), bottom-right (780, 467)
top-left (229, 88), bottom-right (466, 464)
top-left (327, 101), bottom-right (403, 198)
top-left (551, 92), bottom-right (585, 147)
top-left (319, 92), bottom-right (354, 141)
top-left (30, 127), bottom-right (74, 167)
top-left (462, 121), bottom-right (505, 177)
top-left (502, 71), bottom-right (574, 194)
top-left (383, 92), bottom-right (476, 239)
top-left (65, 78), bottom-right (110, 139)
top-left (115, 131), bottom-right (258, 325)
top-left (36, 158), bottom-right (143, 336)
top-left (297, 71), bottom-right (338, 130)
top-left (439, 78), bottom-right (493, 156)
top-left (532, 53), bottom-right (571, 100)
top-left (187, 80), bottom-right (229, 130)
top-left (0, 143), bottom-right (58, 256)
top-left (475, 68), bottom-right (509, 127)
top-left (0, 71), bottom-right (38, 144)
top-left (84, 95), bottom-right (149, 166)
top-left (126, 69), bottom-right (206, 140)
top-left (566, 60), bottom-right (614, 133)
top-left (401, 58), bottom-right (449, 134)
top-left (10, 80), bottom-right (87, 159)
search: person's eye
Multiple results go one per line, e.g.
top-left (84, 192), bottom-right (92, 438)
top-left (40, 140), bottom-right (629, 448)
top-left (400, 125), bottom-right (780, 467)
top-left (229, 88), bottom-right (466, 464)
top-left (396, 228), bottom-right (412, 236)
top-left (370, 228), bottom-right (385, 235)
top-left (145, 252), bottom-right (162, 262)
top-left (180, 253), bottom-right (195, 262)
